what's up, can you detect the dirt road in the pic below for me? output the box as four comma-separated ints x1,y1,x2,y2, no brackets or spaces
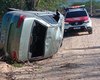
0,17,100,80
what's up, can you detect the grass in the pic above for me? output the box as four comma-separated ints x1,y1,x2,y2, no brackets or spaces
11,62,23,67
3,56,24,67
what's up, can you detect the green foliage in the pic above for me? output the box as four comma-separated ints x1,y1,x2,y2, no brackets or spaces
0,0,68,16
12,62,23,67
0,0,22,16
4,56,24,67
70,0,100,15
71,2,84,6
71,0,100,9
37,0,67,11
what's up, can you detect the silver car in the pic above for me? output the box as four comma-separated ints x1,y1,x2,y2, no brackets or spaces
0,10,64,62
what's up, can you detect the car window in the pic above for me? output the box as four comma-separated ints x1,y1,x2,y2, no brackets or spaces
66,11,87,18
40,15,57,24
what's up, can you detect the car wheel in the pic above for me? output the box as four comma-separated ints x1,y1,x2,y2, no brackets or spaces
60,38,63,47
87,27,92,34
88,31,92,34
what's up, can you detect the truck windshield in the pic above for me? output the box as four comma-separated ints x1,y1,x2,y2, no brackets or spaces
66,11,87,18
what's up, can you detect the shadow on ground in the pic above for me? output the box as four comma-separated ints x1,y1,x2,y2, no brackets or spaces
63,31,89,38
91,16,100,19
66,46,100,50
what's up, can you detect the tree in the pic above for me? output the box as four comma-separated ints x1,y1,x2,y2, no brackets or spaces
37,0,67,11
0,0,67,16
0,0,22,16
25,0,40,10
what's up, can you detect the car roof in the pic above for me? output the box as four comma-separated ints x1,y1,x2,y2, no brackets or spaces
25,11,55,16
5,10,61,24
7,11,36,17
7,10,56,19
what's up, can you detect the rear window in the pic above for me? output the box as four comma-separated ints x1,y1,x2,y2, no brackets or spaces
66,11,87,18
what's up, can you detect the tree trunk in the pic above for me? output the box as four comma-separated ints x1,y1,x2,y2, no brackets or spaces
25,0,39,10
34,0,40,10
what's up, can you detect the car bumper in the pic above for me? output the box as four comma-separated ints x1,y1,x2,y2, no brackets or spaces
64,23,92,32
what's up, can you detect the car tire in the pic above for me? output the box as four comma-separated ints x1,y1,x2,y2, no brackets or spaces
87,27,92,34
0,48,5,60
88,31,92,34
60,41,63,47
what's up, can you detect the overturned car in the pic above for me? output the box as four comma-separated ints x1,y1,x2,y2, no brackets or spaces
0,10,64,62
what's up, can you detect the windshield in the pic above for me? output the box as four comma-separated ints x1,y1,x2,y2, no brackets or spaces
66,11,87,18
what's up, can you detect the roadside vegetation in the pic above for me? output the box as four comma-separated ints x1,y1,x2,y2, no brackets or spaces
71,0,100,16
71,0,100,9
0,0,100,18
0,0,67,17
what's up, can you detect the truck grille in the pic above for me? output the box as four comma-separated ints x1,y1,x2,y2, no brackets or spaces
70,21,84,26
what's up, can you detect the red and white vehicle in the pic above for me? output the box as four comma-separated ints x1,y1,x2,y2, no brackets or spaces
64,5,92,34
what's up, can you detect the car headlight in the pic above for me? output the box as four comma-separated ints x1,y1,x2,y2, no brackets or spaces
84,20,89,23
64,22,69,26
65,22,69,24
